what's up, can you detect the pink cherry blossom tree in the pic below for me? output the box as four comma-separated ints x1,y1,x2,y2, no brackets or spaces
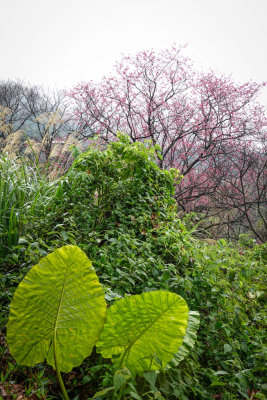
69,46,267,241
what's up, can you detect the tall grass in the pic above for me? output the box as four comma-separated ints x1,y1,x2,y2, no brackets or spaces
0,154,57,258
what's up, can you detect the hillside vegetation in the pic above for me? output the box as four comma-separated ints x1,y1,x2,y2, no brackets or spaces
0,134,266,400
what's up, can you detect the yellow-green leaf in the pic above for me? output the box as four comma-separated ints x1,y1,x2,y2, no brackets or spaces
96,290,188,374
7,245,106,372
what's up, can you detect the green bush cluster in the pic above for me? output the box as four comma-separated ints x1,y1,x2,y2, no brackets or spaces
0,134,266,399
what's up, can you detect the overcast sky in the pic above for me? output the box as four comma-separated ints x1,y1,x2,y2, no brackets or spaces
1,0,267,108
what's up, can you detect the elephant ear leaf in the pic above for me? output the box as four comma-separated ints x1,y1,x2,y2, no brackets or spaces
96,290,189,374
7,245,106,373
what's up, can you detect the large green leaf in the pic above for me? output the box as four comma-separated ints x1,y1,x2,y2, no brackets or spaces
7,245,106,372
96,290,189,374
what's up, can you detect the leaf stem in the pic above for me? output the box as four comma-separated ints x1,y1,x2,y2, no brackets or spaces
119,348,129,369
56,367,69,400
54,332,70,400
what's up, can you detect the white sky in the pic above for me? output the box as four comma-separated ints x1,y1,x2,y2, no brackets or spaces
1,0,267,108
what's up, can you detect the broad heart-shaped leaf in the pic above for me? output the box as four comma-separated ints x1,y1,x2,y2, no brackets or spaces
7,245,106,373
168,310,200,368
96,291,189,374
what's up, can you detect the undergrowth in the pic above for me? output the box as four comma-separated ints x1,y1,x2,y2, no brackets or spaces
0,134,266,399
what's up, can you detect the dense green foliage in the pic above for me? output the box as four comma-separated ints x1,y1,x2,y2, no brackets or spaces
7,244,192,400
0,134,266,399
